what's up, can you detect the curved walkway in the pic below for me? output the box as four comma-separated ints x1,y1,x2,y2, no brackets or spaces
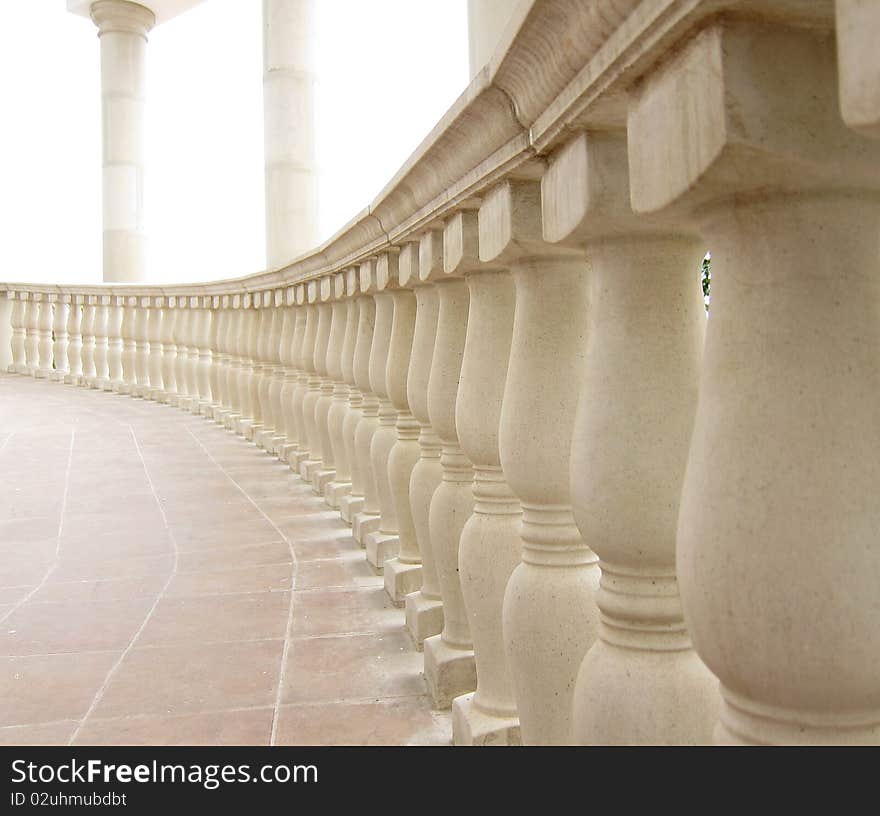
0,374,449,746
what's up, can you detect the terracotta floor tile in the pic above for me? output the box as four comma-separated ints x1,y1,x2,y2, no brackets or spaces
29,574,169,604
275,698,450,746
0,598,154,656
0,720,77,746
91,640,283,718
291,586,401,637
165,563,293,598
294,556,382,591
291,534,360,561
51,552,174,582
282,630,425,704
0,651,120,726
138,591,290,646
176,540,291,573
74,708,274,746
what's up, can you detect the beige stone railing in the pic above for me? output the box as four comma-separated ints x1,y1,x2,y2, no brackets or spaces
3,0,880,745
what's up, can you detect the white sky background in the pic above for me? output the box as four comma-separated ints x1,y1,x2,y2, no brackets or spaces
0,0,469,284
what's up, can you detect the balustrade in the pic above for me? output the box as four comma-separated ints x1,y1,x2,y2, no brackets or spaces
4,0,877,747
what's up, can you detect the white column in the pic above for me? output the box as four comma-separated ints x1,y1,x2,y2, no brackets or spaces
89,0,155,282
262,0,318,269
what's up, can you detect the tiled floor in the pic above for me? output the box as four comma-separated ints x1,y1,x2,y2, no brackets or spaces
0,373,450,746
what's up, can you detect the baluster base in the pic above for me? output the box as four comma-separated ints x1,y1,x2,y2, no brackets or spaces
424,635,476,710
35,367,53,380
279,443,297,463
311,467,335,495
323,480,351,509
352,512,380,546
242,420,262,440
254,428,273,449
452,693,521,746
365,532,399,572
299,458,322,482
339,494,363,524
383,559,421,606
267,433,286,455
290,449,311,470
405,591,443,649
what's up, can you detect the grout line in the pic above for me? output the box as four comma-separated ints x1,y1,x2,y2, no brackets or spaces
67,425,180,746
185,425,298,747
0,428,75,626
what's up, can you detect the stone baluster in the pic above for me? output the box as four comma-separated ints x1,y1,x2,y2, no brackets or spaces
281,291,308,466
402,247,444,646
250,295,270,442
172,300,189,408
421,227,476,709
206,297,225,418
160,299,178,404
539,131,717,745
836,0,880,139
65,297,84,385
23,295,39,376
446,210,521,745
381,245,419,599
256,293,279,449
132,297,149,398
221,295,244,428
266,292,288,454
324,271,358,508
119,297,137,393
195,298,213,414
274,294,296,460
349,263,384,541
236,297,257,434
339,274,376,525
364,253,408,570
185,297,202,412
312,276,347,493
629,17,880,745
35,296,54,379
51,296,70,382
9,295,26,374
487,179,597,745
290,287,318,470
80,297,97,386
106,296,124,391
146,297,164,400
350,262,384,544
300,285,330,481
91,296,110,389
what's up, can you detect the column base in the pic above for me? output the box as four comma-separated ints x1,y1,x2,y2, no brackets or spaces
452,693,521,746
299,458,322,482
424,635,476,710
383,559,421,606
311,468,336,496
352,512,380,546
339,494,364,524
324,480,351,509
405,592,444,651
365,532,399,572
